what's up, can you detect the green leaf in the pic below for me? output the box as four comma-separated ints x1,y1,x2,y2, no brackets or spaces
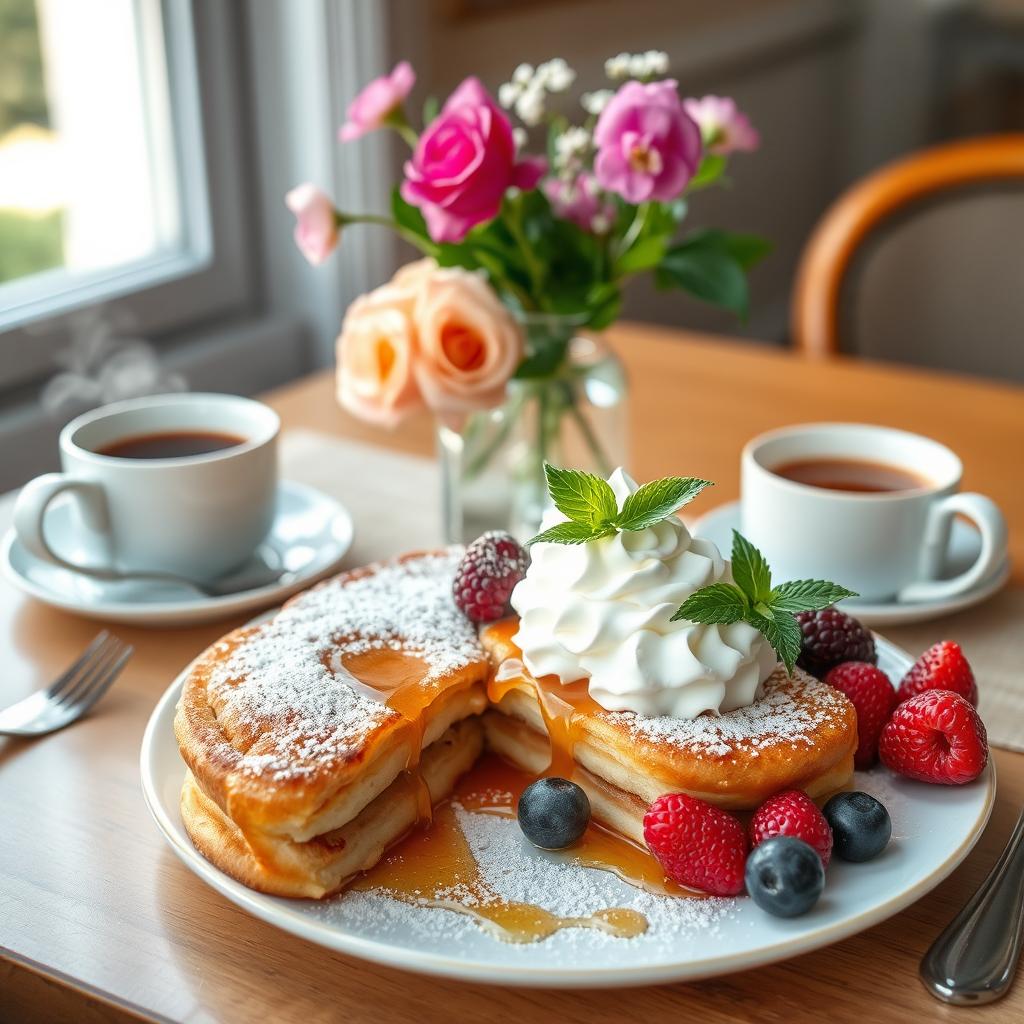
513,339,570,380
527,522,614,547
770,579,859,613
656,234,749,319
686,154,727,192
616,476,712,532
671,583,748,624
730,530,772,603
543,464,618,527
614,232,670,276
687,229,772,270
583,283,622,330
422,95,440,124
391,188,431,240
750,608,803,675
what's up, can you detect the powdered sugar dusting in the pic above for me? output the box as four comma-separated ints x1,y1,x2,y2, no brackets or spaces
604,667,849,757
206,551,483,783
320,802,734,955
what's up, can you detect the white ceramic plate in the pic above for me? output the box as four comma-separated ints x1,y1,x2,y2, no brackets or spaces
141,635,994,987
692,500,1010,627
2,481,354,627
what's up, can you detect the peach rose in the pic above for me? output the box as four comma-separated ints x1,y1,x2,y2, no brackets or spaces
411,268,523,415
335,284,424,427
390,257,437,292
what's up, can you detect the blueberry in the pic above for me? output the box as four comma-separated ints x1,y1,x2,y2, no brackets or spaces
745,836,825,918
823,791,891,863
517,777,591,850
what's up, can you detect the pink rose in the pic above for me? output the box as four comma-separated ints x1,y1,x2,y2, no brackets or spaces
339,61,415,142
335,283,423,427
411,266,522,414
285,184,340,265
401,77,546,243
593,80,701,203
683,95,759,155
544,173,614,233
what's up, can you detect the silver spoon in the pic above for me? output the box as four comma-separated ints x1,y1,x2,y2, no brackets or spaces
41,544,290,598
920,807,1024,1004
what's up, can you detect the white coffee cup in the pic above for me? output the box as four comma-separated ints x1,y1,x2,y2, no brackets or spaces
13,393,279,583
741,423,1008,603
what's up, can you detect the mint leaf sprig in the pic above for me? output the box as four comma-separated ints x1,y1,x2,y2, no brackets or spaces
672,529,857,675
528,465,712,547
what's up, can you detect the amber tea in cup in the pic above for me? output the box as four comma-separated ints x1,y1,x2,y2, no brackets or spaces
771,457,930,494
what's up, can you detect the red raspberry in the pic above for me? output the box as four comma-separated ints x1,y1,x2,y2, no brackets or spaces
643,793,747,896
879,690,988,785
897,641,978,707
796,608,876,678
452,531,527,623
824,662,898,770
749,789,833,867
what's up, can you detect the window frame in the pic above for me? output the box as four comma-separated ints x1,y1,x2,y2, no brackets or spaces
0,0,255,389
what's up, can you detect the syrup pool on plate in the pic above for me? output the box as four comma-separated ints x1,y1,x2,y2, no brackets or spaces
351,755,707,943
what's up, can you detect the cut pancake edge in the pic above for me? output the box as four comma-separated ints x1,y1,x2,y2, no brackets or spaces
180,716,485,899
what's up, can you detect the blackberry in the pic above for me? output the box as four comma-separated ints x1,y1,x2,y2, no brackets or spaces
795,607,876,678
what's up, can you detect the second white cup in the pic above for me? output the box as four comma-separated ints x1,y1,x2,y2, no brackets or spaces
740,423,1007,603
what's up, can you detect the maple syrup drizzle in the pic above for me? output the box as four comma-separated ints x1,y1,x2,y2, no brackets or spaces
486,618,608,780
336,648,443,826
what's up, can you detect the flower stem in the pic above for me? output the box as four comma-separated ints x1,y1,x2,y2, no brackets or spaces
505,195,546,303
567,400,614,476
383,108,419,149
341,212,436,256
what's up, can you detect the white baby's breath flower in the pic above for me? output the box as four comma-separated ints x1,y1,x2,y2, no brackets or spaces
554,126,590,160
628,53,650,79
498,81,521,109
605,52,631,80
538,57,576,93
644,50,670,75
512,126,528,151
512,62,534,87
581,89,613,115
515,84,546,126
590,212,612,234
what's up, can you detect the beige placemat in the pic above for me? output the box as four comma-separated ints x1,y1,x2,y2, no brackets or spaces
279,429,443,565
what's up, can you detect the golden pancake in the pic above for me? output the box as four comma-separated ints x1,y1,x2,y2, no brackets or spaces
181,718,483,898
175,551,489,844
480,617,856,811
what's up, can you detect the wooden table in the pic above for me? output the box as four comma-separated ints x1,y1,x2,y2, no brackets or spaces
3,324,1023,1024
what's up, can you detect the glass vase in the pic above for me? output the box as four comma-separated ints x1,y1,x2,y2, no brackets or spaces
438,315,628,544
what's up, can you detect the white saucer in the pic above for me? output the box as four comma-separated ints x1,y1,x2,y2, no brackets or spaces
691,500,1010,627
1,481,354,627
141,636,994,986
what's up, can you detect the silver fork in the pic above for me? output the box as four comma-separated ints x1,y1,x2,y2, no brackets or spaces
0,631,132,737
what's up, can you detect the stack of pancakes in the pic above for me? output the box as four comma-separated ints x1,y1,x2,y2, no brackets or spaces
175,550,856,898
175,552,489,898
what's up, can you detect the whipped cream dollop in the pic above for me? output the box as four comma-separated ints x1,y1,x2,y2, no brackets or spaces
510,469,778,719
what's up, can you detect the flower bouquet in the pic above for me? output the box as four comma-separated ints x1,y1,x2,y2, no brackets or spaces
287,52,766,541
